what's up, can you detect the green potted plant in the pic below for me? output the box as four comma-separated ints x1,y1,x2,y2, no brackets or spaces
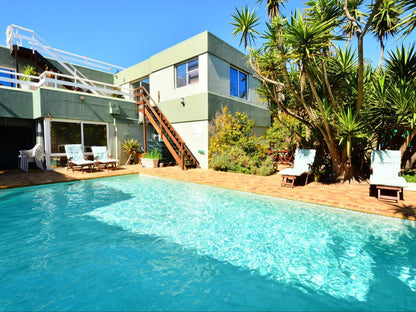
20,65,37,90
141,148,161,168
122,138,141,165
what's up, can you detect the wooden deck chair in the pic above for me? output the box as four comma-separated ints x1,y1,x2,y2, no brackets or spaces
370,150,407,203
279,149,316,188
64,144,95,173
91,146,118,171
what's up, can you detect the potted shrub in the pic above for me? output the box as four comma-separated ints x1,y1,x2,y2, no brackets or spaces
20,65,37,90
141,148,161,168
122,138,141,165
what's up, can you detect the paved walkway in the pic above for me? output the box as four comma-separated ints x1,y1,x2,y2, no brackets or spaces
1,165,415,221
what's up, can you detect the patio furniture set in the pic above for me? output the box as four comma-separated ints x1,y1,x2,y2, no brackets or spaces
18,144,118,174
278,148,407,204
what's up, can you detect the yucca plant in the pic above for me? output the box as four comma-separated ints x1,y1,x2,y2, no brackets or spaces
122,138,140,153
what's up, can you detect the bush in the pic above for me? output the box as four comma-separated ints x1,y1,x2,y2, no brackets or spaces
209,107,275,176
403,170,416,183
143,148,161,159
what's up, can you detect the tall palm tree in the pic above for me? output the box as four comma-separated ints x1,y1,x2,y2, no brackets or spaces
369,0,403,69
231,6,260,49
342,0,367,46
256,0,287,19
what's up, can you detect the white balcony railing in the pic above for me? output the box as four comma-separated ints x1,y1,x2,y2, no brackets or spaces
6,25,125,74
0,68,134,100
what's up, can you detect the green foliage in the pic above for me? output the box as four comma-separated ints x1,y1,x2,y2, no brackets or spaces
403,170,416,183
231,6,260,48
143,149,161,159
231,0,416,174
265,115,303,150
210,146,275,176
209,107,274,176
21,65,36,82
122,138,140,153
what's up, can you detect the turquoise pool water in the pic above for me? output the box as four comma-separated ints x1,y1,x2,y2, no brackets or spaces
0,174,415,311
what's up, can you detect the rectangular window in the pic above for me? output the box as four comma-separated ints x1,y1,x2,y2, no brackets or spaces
230,67,248,99
176,58,199,88
50,122,81,153
83,124,107,152
49,121,108,167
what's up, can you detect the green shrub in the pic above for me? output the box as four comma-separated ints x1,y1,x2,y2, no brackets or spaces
254,157,275,176
210,154,231,171
143,148,161,159
403,170,416,183
209,107,276,176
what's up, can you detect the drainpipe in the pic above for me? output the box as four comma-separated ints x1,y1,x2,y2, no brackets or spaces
114,117,118,161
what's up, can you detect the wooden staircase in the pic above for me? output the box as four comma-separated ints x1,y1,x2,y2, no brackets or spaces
135,87,199,170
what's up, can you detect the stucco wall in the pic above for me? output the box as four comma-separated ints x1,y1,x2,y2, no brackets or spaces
32,87,136,122
150,54,208,102
0,86,33,118
171,120,209,169
207,53,261,105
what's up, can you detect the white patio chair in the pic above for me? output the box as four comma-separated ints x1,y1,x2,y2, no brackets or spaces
64,144,95,173
278,148,316,187
18,144,45,173
370,150,407,203
91,146,118,170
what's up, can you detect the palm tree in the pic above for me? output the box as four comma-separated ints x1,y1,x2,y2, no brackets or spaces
342,0,367,47
366,46,416,168
369,0,403,69
256,0,287,19
398,0,416,36
231,6,260,49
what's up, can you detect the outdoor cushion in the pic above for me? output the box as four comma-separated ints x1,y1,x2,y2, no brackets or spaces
91,146,118,164
279,149,316,177
64,144,94,165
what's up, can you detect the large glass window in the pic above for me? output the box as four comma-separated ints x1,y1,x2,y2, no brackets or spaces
83,124,107,152
49,121,108,168
230,67,247,99
176,58,199,88
50,122,81,153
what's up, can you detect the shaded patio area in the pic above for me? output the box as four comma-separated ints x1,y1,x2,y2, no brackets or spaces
0,165,415,221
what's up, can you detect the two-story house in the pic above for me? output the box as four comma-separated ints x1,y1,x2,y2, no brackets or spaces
0,25,270,170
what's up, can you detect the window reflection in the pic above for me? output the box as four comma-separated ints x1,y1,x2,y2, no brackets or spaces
230,67,247,99
176,59,199,88
50,122,81,153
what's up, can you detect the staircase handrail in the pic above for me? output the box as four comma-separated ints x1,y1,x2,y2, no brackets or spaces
137,87,185,147
6,25,124,73
136,87,199,168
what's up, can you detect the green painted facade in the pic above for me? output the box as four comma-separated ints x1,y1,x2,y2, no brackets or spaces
0,30,270,169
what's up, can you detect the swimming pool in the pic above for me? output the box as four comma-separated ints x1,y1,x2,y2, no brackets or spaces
0,174,415,311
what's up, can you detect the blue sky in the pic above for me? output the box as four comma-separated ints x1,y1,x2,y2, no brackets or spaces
0,0,414,70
